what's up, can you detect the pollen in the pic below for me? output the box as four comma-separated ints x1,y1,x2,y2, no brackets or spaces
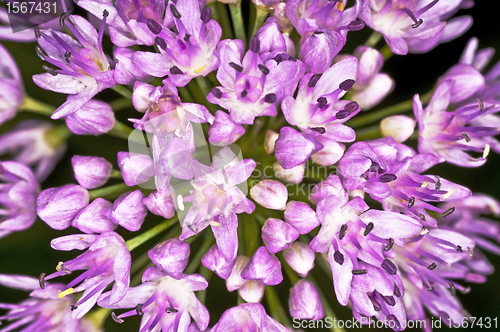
209,221,222,228
441,188,455,201
421,180,430,188
58,287,75,299
194,65,207,73
56,261,64,271
177,194,185,211
483,143,490,158
337,1,344,11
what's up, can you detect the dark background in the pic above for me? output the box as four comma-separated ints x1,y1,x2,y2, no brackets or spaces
1,0,499,331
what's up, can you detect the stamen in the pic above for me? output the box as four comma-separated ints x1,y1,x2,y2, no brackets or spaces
201,6,212,24
419,213,426,222
420,227,429,235
209,221,222,228
456,245,462,252
59,11,71,26
136,304,143,316
381,258,397,275
34,24,41,39
71,304,78,311
111,312,124,323
211,87,223,98
439,310,450,320
339,79,355,91
363,222,374,236
35,46,47,61
155,36,167,50
311,127,326,134
308,74,321,88
258,64,269,75
461,132,471,142
421,180,430,188
39,273,46,289
229,62,243,72
264,93,277,103
339,224,347,240
412,18,423,28
56,261,64,271
408,196,415,208
348,20,365,31
434,176,441,191
483,144,490,158
333,250,344,265
65,51,71,64
449,282,456,296
170,66,183,75
194,65,206,73
170,5,182,18
317,97,328,109
441,207,455,218
249,36,260,53
441,188,455,200
427,282,434,291
335,110,351,120
427,262,437,270
380,173,397,183
462,286,471,294
183,33,191,42
177,194,184,211
345,101,359,113
42,65,58,76
468,247,473,257
147,19,162,35
58,287,75,299
103,9,109,18
478,98,484,111
166,307,178,314
241,89,248,98
394,285,401,297
382,295,396,306
352,269,368,275
384,238,394,251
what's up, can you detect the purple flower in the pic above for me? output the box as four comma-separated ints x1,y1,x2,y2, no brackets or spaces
261,218,300,253
207,38,305,124
131,0,222,86
351,46,394,110
208,110,246,146
279,56,359,168
108,190,148,232
72,155,112,189
299,29,345,74
211,302,289,332
289,279,324,320
338,137,471,226
250,179,288,210
117,151,154,187
283,241,316,277
0,274,98,331
359,0,473,55
0,161,39,239
284,201,319,234
65,99,116,135
0,119,66,181
148,238,190,280
44,231,131,318
274,126,324,169
143,188,176,219
37,184,89,230
113,47,151,85
241,246,283,286
414,80,500,167
98,267,209,332
0,42,23,125
72,198,116,234
202,244,237,280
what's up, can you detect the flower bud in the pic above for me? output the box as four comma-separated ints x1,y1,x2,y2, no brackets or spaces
65,100,115,135
262,218,299,253
275,127,322,169
283,242,315,277
289,279,324,319
37,184,89,230
72,155,112,189
71,198,115,234
250,180,288,210
209,110,245,146
284,201,319,234
380,115,416,143
109,190,147,231
117,152,154,186
143,189,176,219
202,244,236,280
241,246,283,286
226,256,251,292
149,238,190,279
299,30,344,74
238,280,264,303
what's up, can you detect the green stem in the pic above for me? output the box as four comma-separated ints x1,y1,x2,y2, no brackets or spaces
107,121,144,144
111,84,133,99
110,169,122,178
250,5,269,39
198,267,212,305
185,233,215,274
381,44,394,61
365,31,382,48
265,286,291,327
354,124,382,141
347,89,433,128
229,1,247,45
178,86,196,103
19,95,56,117
214,2,234,40
109,97,132,112
88,182,132,200
45,124,73,149
86,307,111,330
126,217,179,251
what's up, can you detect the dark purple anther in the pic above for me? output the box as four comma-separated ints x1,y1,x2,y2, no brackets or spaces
427,281,434,291
65,51,71,63
229,62,243,72
166,307,178,314
384,238,394,251
147,19,162,35
308,74,321,87
111,312,124,323
313,31,323,34
184,34,191,42
264,93,277,103
333,250,344,265
352,269,368,275
370,297,381,311
339,224,347,240
170,66,183,75
42,65,58,76
339,79,355,91
34,24,41,39
393,285,401,297
35,46,47,61
441,207,455,218
348,20,365,31
241,89,248,98
381,259,397,275
155,36,167,50
461,132,471,142
363,222,374,236
274,54,284,64
439,311,450,321
103,9,109,18
39,273,46,289
456,245,462,252
59,11,70,26
136,304,143,316
412,19,423,28
211,87,223,98
311,127,326,134
258,64,269,75
382,295,396,306
317,97,327,109
335,110,350,120
249,36,260,53
380,173,397,183
344,101,359,113
408,196,415,208
427,262,437,270
449,282,456,296
419,213,426,221
201,6,212,23
170,5,182,18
